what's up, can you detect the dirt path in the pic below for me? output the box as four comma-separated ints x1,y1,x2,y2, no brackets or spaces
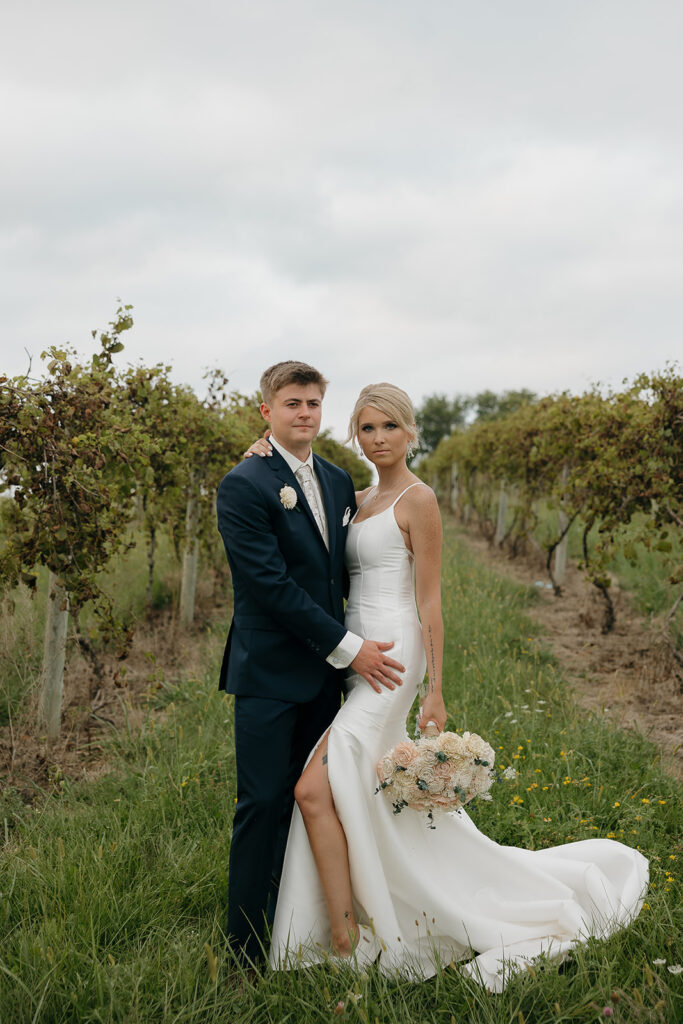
453,520,682,778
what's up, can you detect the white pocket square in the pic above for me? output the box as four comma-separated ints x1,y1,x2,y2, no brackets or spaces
342,507,352,527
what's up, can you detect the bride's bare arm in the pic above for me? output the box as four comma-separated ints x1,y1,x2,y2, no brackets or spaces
402,487,447,732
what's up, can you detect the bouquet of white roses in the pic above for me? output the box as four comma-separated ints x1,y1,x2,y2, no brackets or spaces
376,724,503,825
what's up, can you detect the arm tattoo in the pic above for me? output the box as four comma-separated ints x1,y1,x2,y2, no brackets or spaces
322,753,328,765
427,624,437,693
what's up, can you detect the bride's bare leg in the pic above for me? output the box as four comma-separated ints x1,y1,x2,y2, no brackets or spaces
294,730,358,955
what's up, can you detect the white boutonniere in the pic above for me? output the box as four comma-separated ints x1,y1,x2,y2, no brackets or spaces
342,507,352,527
280,485,298,510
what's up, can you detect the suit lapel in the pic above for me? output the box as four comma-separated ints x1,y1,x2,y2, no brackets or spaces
265,449,329,554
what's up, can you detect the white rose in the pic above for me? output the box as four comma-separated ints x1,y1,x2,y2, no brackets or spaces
279,485,298,510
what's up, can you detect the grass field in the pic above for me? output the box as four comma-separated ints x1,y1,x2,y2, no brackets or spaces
1,523,681,1023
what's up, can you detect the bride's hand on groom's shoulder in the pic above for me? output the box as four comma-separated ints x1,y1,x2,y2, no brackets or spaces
244,430,273,458
351,640,405,693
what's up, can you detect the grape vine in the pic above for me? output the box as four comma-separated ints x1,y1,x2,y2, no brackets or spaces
420,369,682,637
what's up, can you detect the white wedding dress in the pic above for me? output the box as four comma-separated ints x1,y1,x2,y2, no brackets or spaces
269,485,648,991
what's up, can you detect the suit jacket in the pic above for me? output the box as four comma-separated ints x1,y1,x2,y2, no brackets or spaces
216,447,357,703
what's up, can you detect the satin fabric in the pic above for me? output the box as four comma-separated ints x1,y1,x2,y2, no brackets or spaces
269,485,648,991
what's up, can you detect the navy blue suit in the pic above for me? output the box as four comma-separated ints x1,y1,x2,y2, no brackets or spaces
217,447,356,961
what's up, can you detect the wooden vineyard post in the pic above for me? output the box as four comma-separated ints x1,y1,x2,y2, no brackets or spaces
179,489,199,628
463,469,475,525
450,463,459,514
495,479,507,546
41,572,69,741
554,463,570,586
146,524,156,613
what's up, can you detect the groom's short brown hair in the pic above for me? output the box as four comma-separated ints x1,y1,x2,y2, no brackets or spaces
260,361,329,403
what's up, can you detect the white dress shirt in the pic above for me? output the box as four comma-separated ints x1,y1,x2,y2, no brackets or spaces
269,435,363,669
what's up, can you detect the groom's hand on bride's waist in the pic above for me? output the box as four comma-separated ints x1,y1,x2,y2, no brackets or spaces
350,641,405,693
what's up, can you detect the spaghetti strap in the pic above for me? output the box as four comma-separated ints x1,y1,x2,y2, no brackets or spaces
390,482,425,508
351,482,426,527
357,487,378,512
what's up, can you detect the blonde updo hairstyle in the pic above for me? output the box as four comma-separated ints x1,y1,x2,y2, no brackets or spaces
346,383,419,457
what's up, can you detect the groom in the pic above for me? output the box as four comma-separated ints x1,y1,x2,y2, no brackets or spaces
217,360,404,964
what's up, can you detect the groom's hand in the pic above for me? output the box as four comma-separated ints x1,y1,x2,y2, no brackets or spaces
351,641,405,693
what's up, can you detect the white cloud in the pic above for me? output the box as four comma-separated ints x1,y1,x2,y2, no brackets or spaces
1,1,681,437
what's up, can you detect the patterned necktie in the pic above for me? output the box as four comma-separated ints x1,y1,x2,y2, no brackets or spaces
296,464,328,548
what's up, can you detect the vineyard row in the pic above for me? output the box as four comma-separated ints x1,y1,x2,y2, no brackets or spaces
419,369,682,636
0,307,369,739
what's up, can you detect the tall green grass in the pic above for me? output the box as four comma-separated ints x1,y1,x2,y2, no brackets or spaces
1,524,680,1023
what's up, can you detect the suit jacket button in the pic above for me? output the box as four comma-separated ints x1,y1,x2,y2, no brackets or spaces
330,577,335,585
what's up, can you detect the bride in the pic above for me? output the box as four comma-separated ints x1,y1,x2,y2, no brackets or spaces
252,383,648,991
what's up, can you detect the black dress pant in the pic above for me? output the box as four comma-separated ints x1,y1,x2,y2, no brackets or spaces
226,683,340,963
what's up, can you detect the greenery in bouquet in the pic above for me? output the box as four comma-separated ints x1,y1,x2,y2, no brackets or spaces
376,729,516,827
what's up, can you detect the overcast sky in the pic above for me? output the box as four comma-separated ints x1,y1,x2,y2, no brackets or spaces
2,0,681,438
